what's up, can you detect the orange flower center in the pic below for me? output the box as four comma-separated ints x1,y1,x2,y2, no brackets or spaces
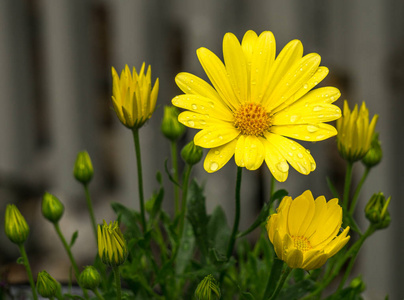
292,236,312,252
233,103,271,136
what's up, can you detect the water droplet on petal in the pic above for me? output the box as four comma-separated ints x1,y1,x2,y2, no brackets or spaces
303,84,308,89
316,135,325,140
276,161,289,173
190,79,194,83
201,105,205,110
307,125,318,133
188,121,195,127
313,106,323,112
218,136,223,140
214,151,220,155
210,162,219,171
191,104,197,110
288,152,293,157
290,115,298,122
306,149,311,154
310,162,316,171
297,153,303,158
297,162,307,174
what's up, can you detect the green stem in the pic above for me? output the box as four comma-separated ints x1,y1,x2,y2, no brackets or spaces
226,167,243,259
54,223,89,298
18,244,38,300
342,161,354,212
262,259,284,300
303,225,375,299
84,184,97,241
132,129,147,232
94,287,105,300
349,167,370,215
337,225,375,290
113,266,122,300
268,266,292,300
178,164,192,244
171,141,180,215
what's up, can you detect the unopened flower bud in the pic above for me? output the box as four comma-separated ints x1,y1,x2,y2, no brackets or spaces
36,270,60,298
4,204,29,245
365,192,391,229
79,266,101,290
362,132,382,168
194,274,221,300
42,192,64,223
161,106,185,141
350,276,366,293
181,141,203,166
73,151,94,185
98,220,127,266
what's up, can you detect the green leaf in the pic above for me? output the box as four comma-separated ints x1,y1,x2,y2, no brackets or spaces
111,202,142,238
186,180,209,257
207,205,231,256
69,230,79,248
241,292,256,300
278,279,316,300
164,159,181,188
175,220,195,274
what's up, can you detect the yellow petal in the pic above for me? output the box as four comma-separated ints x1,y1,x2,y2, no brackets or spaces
241,30,258,65
264,133,313,175
324,227,350,257
266,214,279,243
197,47,239,111
172,94,234,122
250,31,276,104
302,249,323,269
203,139,237,173
303,253,328,270
271,123,338,142
310,200,342,247
305,196,327,239
194,124,240,148
273,229,284,260
264,53,321,110
261,137,289,182
175,72,222,104
223,33,248,104
178,111,220,129
287,190,315,236
285,248,304,269
234,135,265,170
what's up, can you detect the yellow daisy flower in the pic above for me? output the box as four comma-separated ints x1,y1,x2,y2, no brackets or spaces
172,30,341,181
266,190,350,270
111,64,159,129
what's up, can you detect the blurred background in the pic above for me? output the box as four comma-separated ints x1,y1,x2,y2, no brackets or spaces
0,0,403,299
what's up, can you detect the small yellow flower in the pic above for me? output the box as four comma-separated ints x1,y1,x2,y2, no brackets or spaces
336,100,378,162
172,30,341,181
98,220,127,267
266,191,350,270
111,64,159,129
4,204,30,245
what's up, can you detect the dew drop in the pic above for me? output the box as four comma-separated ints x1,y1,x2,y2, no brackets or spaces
330,96,335,101
190,79,194,83
297,153,303,158
313,106,323,112
214,151,220,155
307,125,318,133
288,152,293,157
191,104,197,110
316,135,325,140
310,162,316,171
303,84,308,89
300,68,303,71
297,162,307,174
218,136,223,140
187,87,192,91
276,161,289,173
210,162,219,171
314,81,318,85
290,115,298,122
200,105,205,110
306,149,311,154
188,121,195,127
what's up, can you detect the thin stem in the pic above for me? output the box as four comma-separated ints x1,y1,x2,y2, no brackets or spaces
171,141,180,215
349,167,370,215
113,266,122,300
226,167,243,259
268,266,292,300
178,164,192,244
337,226,375,290
18,244,38,300
262,259,284,300
54,223,89,298
342,161,354,212
94,288,105,300
132,129,147,231
84,184,97,241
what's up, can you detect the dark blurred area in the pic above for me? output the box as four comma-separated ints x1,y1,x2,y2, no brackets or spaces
1,0,403,299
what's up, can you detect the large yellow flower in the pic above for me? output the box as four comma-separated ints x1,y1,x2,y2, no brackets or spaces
111,64,159,129
266,191,350,270
172,30,341,181
336,100,378,162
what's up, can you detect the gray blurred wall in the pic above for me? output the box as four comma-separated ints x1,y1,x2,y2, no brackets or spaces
0,0,403,299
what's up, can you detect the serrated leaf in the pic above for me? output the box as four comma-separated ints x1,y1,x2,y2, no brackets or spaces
207,205,231,255
69,230,79,248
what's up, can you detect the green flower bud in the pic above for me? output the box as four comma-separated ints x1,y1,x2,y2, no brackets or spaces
98,220,127,267
4,204,29,245
365,192,391,229
73,151,94,185
181,141,203,166
362,132,382,169
36,270,60,298
161,106,185,141
79,266,101,290
42,192,64,223
349,276,366,293
194,274,221,300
